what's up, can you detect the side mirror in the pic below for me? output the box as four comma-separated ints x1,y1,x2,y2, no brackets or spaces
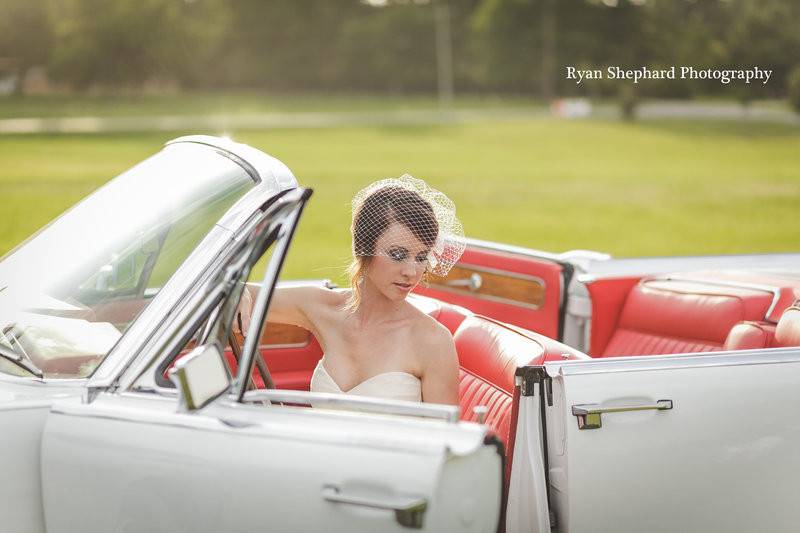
168,343,230,411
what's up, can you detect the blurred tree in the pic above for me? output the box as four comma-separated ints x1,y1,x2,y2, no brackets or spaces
48,0,229,89
469,0,540,93
0,0,54,95
338,2,438,93
722,0,800,102
212,0,362,90
2,0,795,101
787,65,800,113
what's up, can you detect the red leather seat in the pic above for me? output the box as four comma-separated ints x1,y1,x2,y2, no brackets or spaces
602,278,774,356
453,315,588,447
724,300,800,349
454,316,538,448
453,314,589,501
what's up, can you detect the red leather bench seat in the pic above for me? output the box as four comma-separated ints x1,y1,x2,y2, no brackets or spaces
602,278,774,357
454,315,589,447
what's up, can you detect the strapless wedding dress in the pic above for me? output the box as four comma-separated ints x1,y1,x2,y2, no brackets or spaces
310,358,422,402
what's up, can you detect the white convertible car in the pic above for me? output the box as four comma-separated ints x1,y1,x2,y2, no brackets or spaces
1,136,798,533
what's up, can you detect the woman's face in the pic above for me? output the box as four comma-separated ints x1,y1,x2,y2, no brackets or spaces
365,221,432,301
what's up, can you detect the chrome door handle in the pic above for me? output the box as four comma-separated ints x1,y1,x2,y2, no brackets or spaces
444,273,482,292
321,484,428,529
572,399,673,430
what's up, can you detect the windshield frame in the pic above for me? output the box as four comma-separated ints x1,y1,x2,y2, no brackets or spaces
112,187,310,395
0,137,298,385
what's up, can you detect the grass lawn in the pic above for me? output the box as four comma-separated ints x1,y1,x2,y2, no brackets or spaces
1,114,798,285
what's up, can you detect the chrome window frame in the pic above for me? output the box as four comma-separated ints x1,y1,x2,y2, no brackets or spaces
87,138,298,391
118,189,307,396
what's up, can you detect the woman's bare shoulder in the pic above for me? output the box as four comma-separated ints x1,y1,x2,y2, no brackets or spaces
407,303,452,335
408,305,457,358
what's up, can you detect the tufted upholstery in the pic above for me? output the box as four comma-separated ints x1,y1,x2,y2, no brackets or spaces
602,279,774,357
453,315,589,446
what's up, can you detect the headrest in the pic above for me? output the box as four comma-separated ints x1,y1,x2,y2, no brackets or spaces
453,315,544,394
775,301,800,347
619,279,774,343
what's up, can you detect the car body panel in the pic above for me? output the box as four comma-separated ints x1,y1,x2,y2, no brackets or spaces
543,348,800,532
41,393,501,533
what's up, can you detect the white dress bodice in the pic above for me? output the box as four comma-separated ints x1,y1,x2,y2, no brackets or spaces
310,357,422,403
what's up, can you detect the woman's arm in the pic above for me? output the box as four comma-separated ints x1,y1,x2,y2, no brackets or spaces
420,326,460,406
236,284,332,336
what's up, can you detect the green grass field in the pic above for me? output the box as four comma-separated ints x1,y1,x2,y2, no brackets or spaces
1,99,798,284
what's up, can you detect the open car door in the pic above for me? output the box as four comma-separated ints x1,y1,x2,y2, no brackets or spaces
515,348,800,532
40,187,503,533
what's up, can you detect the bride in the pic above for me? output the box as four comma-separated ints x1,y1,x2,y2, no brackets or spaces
240,175,465,405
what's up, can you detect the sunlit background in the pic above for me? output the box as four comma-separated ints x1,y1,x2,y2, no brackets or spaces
1,0,798,283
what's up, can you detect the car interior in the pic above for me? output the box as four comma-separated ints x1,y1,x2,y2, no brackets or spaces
224,268,800,494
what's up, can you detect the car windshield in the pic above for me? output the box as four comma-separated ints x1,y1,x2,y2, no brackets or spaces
0,142,255,379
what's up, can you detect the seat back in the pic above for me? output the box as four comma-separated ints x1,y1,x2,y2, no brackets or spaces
453,315,588,447
453,314,589,502
454,316,543,451
603,278,774,356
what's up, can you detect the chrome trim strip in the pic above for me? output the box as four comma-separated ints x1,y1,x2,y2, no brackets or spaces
545,346,800,377
577,253,800,282
48,395,482,457
0,399,63,411
171,139,260,183
242,389,460,423
258,341,311,350
321,484,427,529
572,399,673,416
0,374,86,386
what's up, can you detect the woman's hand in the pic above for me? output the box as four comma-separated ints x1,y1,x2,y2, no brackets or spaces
232,284,254,338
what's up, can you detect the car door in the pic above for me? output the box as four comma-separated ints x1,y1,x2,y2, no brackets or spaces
39,188,503,533
528,349,800,533
413,239,571,340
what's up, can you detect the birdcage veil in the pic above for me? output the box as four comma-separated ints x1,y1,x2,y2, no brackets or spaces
351,174,465,277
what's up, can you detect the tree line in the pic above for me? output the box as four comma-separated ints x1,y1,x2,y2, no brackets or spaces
1,0,799,101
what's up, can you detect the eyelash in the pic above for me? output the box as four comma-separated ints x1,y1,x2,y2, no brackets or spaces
388,249,428,263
